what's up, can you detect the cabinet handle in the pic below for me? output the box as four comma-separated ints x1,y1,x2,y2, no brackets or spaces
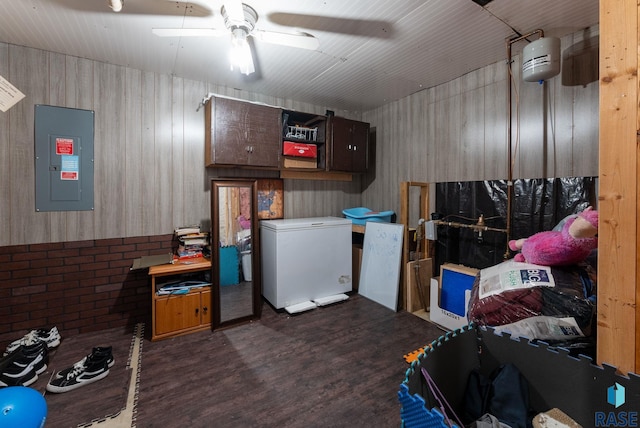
202,306,208,314
353,145,357,151
348,144,352,150
195,308,199,315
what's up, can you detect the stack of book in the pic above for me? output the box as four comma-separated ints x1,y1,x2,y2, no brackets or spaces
174,225,209,260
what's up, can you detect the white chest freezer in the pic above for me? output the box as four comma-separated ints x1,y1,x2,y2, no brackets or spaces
260,216,352,309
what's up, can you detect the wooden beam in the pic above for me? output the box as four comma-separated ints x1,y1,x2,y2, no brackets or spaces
399,181,431,312
400,182,410,310
420,185,430,258
636,2,640,376
598,0,638,375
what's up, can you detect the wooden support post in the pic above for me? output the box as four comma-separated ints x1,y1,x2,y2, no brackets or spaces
399,181,431,312
598,0,638,375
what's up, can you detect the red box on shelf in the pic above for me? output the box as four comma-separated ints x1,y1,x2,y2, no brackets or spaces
283,141,317,158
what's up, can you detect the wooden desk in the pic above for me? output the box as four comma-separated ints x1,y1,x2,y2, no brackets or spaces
352,224,366,234
149,258,212,341
148,257,211,277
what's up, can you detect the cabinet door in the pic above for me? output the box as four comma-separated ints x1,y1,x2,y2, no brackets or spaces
245,102,282,167
329,117,370,173
206,97,281,168
155,293,202,335
200,289,212,325
349,120,369,173
329,116,355,172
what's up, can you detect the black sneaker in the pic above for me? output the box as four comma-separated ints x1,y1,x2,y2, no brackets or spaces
55,346,115,379
0,363,38,387
0,341,48,387
47,350,111,393
10,341,49,375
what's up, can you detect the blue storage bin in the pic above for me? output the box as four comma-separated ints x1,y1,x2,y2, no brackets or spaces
342,207,394,225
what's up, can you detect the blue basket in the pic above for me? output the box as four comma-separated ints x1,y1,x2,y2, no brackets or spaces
342,207,394,225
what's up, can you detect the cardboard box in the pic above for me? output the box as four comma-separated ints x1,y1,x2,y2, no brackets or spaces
283,141,317,158
429,277,471,331
283,156,317,169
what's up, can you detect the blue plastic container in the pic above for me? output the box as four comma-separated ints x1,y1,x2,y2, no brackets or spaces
342,207,394,225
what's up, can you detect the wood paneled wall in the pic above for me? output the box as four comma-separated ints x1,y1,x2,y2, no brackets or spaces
1,25,600,248
361,27,600,218
0,43,362,246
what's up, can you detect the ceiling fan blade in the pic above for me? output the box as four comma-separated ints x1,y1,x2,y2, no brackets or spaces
252,30,319,51
152,28,228,37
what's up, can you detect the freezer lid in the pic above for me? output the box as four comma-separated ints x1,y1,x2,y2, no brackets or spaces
260,216,351,231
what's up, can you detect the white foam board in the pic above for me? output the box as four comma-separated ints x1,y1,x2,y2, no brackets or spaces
359,222,404,311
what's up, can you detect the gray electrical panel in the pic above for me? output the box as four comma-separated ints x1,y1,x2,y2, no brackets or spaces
35,105,94,212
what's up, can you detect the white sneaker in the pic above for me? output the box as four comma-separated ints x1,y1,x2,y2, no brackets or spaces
4,327,61,356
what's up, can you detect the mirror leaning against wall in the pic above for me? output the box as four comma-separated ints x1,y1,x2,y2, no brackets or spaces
211,178,262,329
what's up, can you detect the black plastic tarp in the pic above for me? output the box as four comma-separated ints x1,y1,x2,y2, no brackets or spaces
434,177,597,269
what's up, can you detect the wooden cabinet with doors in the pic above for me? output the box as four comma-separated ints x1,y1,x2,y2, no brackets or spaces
329,116,370,173
154,290,211,336
149,258,212,341
205,96,282,168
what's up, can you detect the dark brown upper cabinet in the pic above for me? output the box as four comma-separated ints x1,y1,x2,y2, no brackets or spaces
329,116,370,173
205,96,281,168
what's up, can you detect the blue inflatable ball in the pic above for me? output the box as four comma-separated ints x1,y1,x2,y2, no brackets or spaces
0,386,47,428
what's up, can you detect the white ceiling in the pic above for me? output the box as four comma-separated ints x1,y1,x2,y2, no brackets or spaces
0,0,599,112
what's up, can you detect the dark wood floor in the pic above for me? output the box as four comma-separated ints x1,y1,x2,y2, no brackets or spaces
136,293,446,427
26,293,447,427
28,325,136,427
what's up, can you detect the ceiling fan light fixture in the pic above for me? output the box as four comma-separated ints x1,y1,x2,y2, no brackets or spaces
222,3,258,31
108,0,123,12
229,29,255,75
152,2,316,75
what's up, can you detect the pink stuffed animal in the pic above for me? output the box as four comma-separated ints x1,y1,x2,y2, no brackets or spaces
237,215,251,230
508,206,598,266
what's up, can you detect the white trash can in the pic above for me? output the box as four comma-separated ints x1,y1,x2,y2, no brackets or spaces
241,250,252,281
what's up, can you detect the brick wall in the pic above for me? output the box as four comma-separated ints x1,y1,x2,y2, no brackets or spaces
0,234,174,350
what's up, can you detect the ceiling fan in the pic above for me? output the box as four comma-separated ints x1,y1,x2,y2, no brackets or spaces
152,1,319,75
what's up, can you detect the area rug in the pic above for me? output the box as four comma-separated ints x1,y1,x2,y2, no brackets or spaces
28,323,144,428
